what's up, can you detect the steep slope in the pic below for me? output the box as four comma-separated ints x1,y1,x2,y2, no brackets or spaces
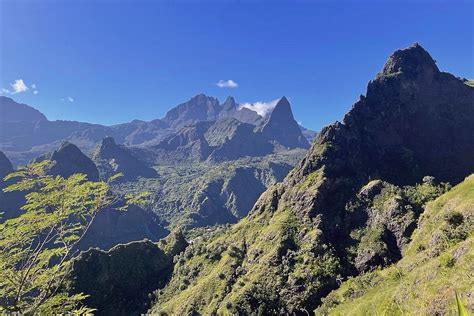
0,151,24,223
92,137,157,180
162,94,221,129
259,97,310,149
113,150,304,229
68,230,188,316
317,175,474,315
77,203,168,251
150,44,474,314
0,151,13,180
0,96,47,122
34,141,100,181
218,96,263,125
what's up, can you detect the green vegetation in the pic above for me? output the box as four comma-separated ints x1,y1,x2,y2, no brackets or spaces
0,162,141,314
113,149,305,228
316,175,474,315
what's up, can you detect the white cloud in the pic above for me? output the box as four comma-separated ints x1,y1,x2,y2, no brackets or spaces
11,79,29,94
238,98,281,117
1,88,10,95
61,96,75,103
31,83,36,89
33,90,39,95
217,79,238,88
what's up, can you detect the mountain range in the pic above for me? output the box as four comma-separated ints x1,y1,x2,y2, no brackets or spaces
0,93,313,166
1,43,473,315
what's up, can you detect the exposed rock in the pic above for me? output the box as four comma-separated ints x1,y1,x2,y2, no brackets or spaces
33,141,100,181
151,44,474,314
92,137,157,180
163,94,221,129
259,97,310,149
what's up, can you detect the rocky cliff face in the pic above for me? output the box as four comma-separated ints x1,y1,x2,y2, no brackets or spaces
163,94,221,129
259,96,310,149
150,44,474,314
92,137,157,180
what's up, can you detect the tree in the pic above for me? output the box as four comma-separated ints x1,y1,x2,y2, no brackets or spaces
0,161,141,314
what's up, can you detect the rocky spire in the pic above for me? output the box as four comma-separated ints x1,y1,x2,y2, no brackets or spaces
260,97,309,149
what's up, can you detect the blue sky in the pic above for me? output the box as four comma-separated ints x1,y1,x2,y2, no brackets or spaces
1,0,473,130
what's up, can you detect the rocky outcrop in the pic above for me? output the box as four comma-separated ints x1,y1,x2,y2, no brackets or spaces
259,97,310,149
92,137,157,180
163,94,221,129
33,142,100,181
68,230,188,316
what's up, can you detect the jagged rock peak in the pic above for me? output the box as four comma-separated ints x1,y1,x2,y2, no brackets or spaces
222,96,237,111
379,43,439,78
261,96,310,149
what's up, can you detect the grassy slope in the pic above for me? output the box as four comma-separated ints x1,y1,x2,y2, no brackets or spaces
317,175,474,315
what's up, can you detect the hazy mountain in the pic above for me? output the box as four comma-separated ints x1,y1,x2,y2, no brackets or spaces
162,94,221,129
34,141,100,181
0,96,47,122
92,137,158,181
0,94,315,166
0,151,13,180
149,44,474,314
258,96,310,149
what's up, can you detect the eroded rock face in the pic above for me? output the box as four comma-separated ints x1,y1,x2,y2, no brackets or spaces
93,137,157,180
259,96,310,149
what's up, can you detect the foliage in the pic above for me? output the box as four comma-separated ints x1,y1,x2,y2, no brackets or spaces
316,175,474,315
0,161,128,314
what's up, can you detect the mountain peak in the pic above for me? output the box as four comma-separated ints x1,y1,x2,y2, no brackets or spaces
0,96,47,123
268,96,294,122
35,142,100,181
379,43,439,79
261,97,309,149
222,96,236,111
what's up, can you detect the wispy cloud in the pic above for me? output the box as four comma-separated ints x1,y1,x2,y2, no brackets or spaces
61,96,75,103
11,79,29,94
1,88,11,95
217,79,238,88
238,98,281,117
33,90,39,95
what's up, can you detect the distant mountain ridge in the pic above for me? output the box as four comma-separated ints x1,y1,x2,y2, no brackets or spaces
0,94,315,166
